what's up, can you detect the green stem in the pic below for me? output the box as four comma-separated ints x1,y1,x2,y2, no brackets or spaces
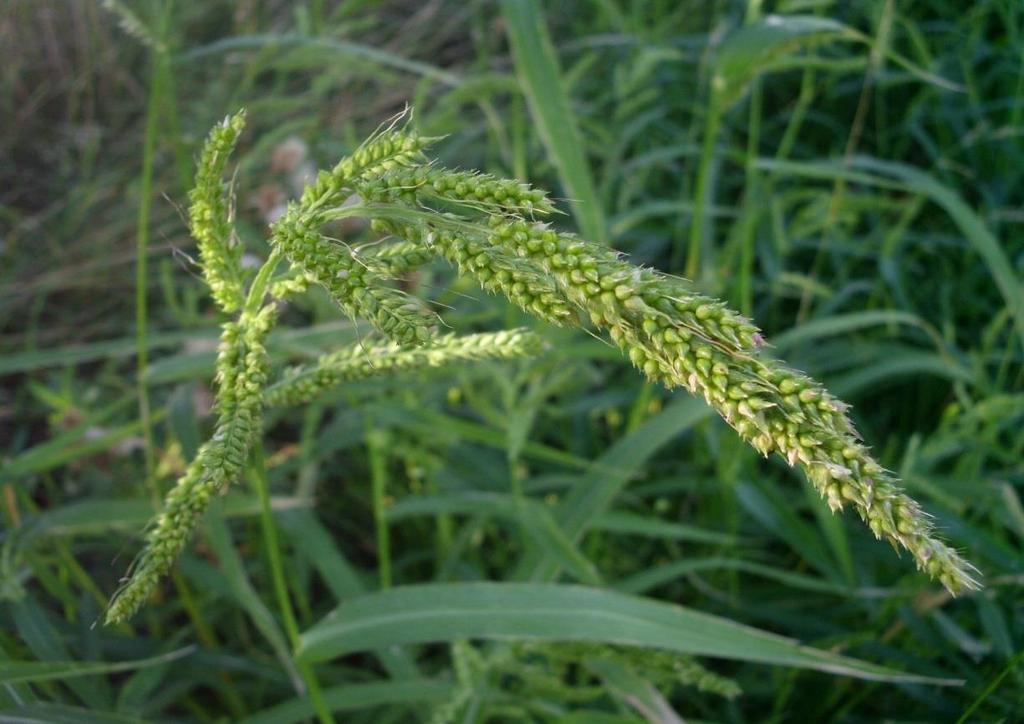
246,249,283,314
135,0,175,508
773,67,815,164
737,77,762,316
367,428,393,589
170,569,248,718
250,441,335,724
956,647,1024,724
682,89,722,279
157,57,191,195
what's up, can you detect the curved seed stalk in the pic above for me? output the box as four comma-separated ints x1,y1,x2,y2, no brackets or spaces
109,110,978,624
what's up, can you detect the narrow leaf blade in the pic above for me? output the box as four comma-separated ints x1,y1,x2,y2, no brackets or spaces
297,582,959,684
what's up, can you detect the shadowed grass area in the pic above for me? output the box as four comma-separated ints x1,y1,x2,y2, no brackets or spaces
1,1,1022,722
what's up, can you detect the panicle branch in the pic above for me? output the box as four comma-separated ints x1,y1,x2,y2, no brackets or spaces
264,329,543,407
188,110,248,312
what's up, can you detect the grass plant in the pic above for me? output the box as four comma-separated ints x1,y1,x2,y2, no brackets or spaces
2,2,1021,721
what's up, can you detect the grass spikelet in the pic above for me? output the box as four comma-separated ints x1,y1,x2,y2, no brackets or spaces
361,239,436,276
106,305,276,624
372,218,576,327
264,328,544,407
188,110,247,312
268,117,441,346
361,165,556,217
356,155,978,594
299,113,435,213
271,211,436,345
101,0,166,52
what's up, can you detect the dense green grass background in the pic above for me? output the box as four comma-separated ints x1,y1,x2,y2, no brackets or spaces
2,1,1022,721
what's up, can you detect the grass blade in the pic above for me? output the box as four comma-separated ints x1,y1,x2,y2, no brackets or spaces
529,396,712,582
296,582,960,684
758,156,1024,352
771,310,930,353
240,679,454,724
713,16,853,110
0,648,194,685
613,557,874,597
177,34,460,87
203,509,304,694
0,703,146,724
278,509,422,681
501,0,606,242
590,510,743,546
387,491,601,585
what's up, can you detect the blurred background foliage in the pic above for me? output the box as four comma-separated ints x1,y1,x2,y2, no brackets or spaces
1,0,1022,721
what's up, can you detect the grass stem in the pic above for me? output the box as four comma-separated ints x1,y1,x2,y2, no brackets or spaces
367,428,393,589
134,0,175,509
250,441,335,724
682,90,722,279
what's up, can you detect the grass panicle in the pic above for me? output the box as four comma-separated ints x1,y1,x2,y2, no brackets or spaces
356,130,978,595
106,114,548,623
437,216,979,595
109,108,979,625
360,165,557,217
270,116,440,346
271,212,437,346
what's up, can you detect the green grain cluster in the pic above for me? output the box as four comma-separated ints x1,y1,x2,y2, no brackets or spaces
357,133,979,594
108,109,978,625
270,121,440,346
472,218,978,593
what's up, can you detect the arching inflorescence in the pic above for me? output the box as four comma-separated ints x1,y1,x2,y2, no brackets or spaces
107,110,977,625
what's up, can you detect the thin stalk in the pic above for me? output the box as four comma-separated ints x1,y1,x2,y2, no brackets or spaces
171,569,248,718
799,0,892,323
246,249,283,314
681,89,722,279
736,76,762,316
774,67,816,164
157,55,191,195
134,0,175,508
956,648,1024,724
367,428,393,589
250,441,335,724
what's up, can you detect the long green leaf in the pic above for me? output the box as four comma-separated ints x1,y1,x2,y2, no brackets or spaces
386,491,601,584
758,156,1024,351
278,509,421,681
296,582,959,684
177,34,460,87
0,329,211,376
203,509,303,693
831,350,975,396
613,556,882,597
0,647,193,685
501,0,606,242
714,15,853,109
0,703,146,724
521,396,712,582
714,15,959,110
771,310,929,353
590,510,743,547
240,679,454,724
